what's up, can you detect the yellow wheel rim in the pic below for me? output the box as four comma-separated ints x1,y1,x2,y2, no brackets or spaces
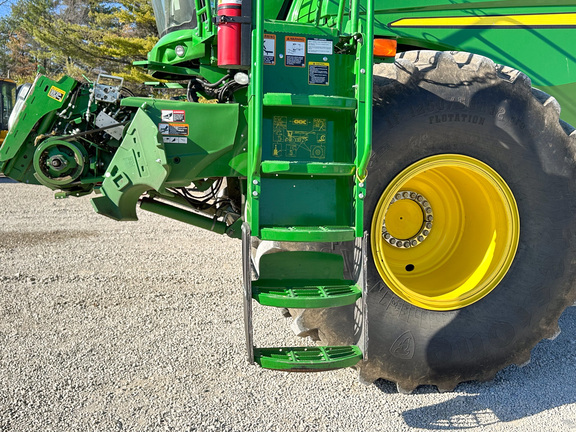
371,155,520,311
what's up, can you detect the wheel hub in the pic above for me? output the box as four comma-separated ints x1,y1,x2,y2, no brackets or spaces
382,191,433,248
371,155,520,311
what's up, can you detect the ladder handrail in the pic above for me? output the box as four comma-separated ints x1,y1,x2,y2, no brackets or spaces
357,0,374,179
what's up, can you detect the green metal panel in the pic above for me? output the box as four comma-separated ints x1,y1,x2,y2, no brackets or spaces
0,76,78,165
367,0,576,125
258,250,345,279
259,177,353,227
91,99,244,220
119,97,244,182
261,108,354,162
91,108,170,221
260,161,356,175
282,0,576,125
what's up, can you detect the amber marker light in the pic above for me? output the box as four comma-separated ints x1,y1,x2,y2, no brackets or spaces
374,38,397,57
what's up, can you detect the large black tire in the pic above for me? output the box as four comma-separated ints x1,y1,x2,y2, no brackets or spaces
292,51,576,392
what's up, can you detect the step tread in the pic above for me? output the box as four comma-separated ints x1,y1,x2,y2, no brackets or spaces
254,346,363,371
252,280,361,308
263,93,357,109
260,226,355,242
261,161,356,176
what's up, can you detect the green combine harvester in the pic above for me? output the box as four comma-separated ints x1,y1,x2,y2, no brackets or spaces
3,0,576,392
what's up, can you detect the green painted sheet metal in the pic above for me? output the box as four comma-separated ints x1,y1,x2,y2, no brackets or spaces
0,76,78,163
92,99,244,221
260,226,356,242
285,0,576,125
368,0,576,125
120,97,244,182
260,161,356,176
91,108,170,221
257,250,346,280
262,93,357,109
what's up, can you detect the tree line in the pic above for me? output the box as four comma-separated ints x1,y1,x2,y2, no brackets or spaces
0,0,158,88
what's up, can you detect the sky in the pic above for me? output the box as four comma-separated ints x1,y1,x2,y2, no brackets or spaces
0,0,16,19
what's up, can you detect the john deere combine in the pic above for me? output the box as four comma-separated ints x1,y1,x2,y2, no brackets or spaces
2,0,576,392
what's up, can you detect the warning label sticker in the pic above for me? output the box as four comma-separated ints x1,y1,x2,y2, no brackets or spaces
308,39,333,55
285,36,306,67
159,123,189,136
309,62,329,86
48,86,65,102
161,110,186,122
263,34,276,65
163,136,187,144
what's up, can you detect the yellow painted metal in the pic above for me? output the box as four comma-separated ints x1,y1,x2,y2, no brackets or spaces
385,199,424,240
390,13,576,28
371,155,520,311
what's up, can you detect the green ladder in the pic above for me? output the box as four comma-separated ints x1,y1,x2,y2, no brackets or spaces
243,0,374,371
243,224,369,370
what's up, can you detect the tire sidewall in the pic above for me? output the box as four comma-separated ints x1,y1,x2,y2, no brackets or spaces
364,72,576,385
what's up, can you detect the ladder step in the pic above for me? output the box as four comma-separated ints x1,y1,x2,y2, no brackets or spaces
254,346,363,371
261,161,356,176
252,281,361,308
260,226,355,242
263,93,357,110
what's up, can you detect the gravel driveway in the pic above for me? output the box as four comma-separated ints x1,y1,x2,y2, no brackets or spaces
1,180,575,431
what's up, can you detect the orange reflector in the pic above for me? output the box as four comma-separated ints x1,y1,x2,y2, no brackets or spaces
374,39,397,57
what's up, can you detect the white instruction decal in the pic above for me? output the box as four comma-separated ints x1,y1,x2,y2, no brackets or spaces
163,136,187,144
308,39,333,55
285,36,306,67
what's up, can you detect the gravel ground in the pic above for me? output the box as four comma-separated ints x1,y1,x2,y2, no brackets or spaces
1,179,576,432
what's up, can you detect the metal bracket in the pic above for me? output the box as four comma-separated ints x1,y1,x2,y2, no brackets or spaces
242,223,254,364
93,74,123,103
213,16,252,24
361,232,369,361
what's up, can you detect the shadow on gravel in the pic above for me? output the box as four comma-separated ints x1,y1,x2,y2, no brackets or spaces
0,176,17,183
401,307,576,429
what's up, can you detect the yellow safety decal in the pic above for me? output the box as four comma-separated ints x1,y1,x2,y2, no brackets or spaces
390,13,576,28
309,62,329,86
47,86,66,102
